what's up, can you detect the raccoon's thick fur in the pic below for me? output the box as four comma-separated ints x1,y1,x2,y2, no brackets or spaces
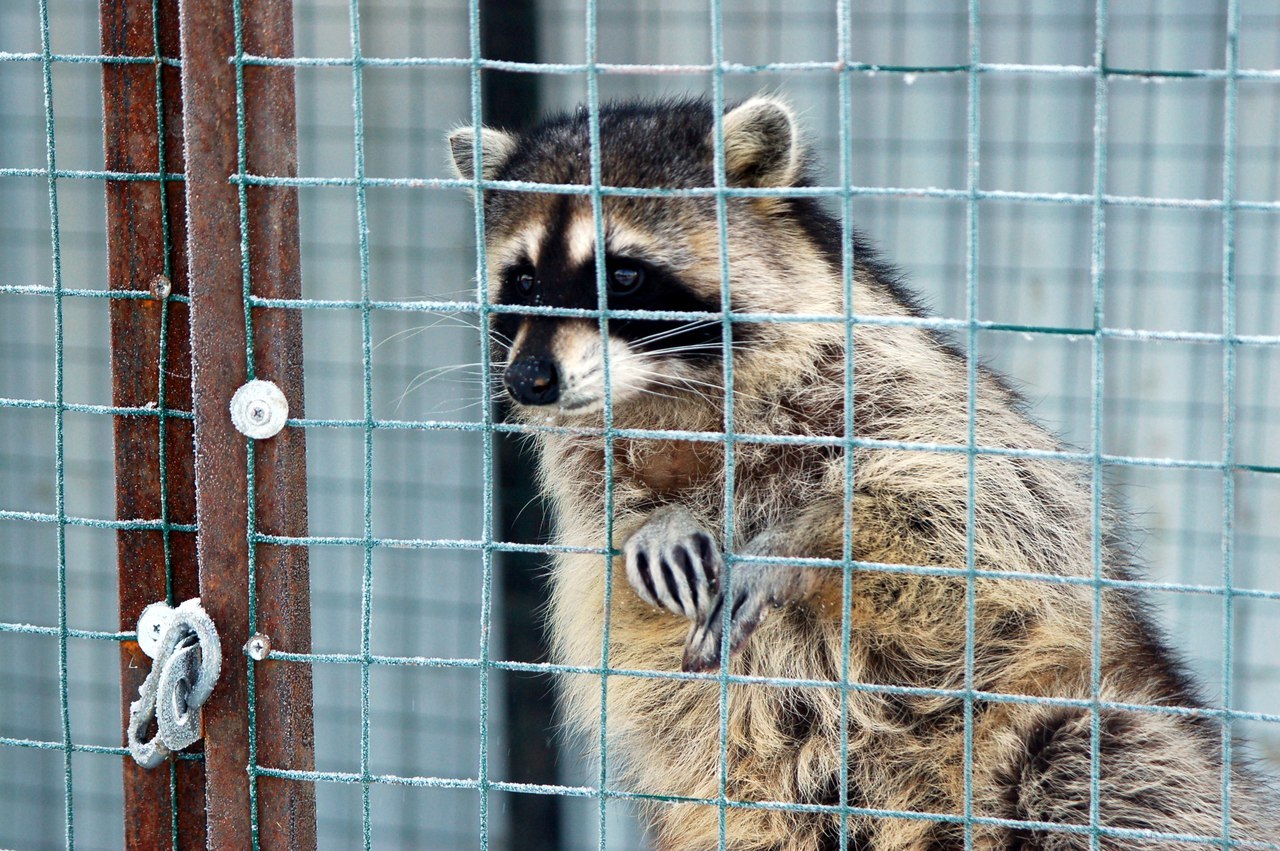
448,96,1280,850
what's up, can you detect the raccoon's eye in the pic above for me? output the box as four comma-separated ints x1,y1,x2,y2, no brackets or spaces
609,265,645,297
512,267,536,296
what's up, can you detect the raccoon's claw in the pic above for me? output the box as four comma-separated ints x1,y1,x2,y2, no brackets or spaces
625,508,797,671
623,506,721,621
681,575,778,673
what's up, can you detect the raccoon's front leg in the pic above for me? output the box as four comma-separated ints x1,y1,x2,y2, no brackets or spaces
680,527,822,673
623,503,829,673
622,505,722,622
622,505,777,672
680,500,841,673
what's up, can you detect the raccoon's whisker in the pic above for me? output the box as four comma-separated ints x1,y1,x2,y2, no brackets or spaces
627,320,723,349
375,325,432,350
375,314,487,352
625,322,708,348
614,371,677,394
396,377,515,412
629,318,732,348
398,286,487,301
394,362,503,411
619,365,721,391
655,371,773,402
642,342,743,358
385,392,496,418
423,398,496,416
406,361,500,381
621,372,722,407
626,368,798,413
620,367,724,395
629,387,682,402
611,378,683,405
428,372,494,385
487,328,515,346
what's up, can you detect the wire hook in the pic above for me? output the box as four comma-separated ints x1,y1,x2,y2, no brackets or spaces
126,598,222,769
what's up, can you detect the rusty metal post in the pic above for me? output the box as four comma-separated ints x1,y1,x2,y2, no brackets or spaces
102,0,206,847
179,0,316,848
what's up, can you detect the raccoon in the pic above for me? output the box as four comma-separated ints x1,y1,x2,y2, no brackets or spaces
447,96,1280,850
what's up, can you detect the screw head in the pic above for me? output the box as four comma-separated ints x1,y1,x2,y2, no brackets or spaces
149,274,172,300
229,380,289,439
136,602,175,660
244,633,271,661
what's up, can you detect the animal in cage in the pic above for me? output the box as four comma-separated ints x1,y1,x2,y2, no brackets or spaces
448,96,1280,850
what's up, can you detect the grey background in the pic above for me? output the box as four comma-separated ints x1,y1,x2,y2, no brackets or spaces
1,0,1278,848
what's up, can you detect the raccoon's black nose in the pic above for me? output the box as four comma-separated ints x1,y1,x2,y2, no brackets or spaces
504,358,560,405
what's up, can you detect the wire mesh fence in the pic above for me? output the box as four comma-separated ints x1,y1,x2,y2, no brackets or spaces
1,0,1279,849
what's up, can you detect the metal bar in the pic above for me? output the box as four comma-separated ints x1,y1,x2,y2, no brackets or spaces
35,0,72,845
178,0,315,847
101,0,205,847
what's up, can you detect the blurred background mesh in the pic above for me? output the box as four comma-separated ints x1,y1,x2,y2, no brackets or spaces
1,1,1277,849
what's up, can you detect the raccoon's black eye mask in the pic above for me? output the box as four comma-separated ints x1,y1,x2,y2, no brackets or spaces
493,254,741,362
498,257,649,304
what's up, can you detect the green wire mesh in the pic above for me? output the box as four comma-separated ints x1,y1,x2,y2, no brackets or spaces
2,1,1280,849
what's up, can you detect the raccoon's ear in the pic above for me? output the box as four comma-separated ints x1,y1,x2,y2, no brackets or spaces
447,126,517,182
717,96,801,188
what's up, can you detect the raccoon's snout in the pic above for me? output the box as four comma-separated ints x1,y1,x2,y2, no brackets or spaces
504,357,560,406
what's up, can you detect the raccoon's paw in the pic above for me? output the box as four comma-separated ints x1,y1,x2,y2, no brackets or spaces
681,562,790,674
623,505,721,622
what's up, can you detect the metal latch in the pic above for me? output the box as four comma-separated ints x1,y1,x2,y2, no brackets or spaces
126,598,222,768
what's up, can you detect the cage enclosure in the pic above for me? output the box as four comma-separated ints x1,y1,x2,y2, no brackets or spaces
0,1,1278,849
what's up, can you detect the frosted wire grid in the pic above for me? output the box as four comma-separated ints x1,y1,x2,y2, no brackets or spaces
2,0,1280,849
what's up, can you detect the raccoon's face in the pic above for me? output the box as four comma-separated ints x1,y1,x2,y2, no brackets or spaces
487,228,725,415
447,96,822,419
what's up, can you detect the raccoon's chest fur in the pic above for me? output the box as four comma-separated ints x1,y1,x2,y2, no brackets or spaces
554,413,842,546
616,438,720,497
